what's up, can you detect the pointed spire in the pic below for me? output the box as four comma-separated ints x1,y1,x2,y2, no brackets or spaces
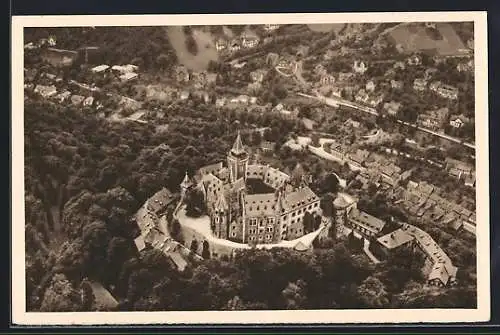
181,171,191,188
231,130,246,156
215,193,228,211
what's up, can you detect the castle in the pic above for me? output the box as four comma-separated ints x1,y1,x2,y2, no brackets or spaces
181,132,321,245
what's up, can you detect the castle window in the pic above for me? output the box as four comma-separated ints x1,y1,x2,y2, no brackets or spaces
232,232,236,237
266,234,272,240
232,225,236,230
249,236,256,241
258,235,264,241
257,206,260,211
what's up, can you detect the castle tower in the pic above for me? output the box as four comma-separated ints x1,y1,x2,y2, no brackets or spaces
213,194,229,239
227,131,249,183
180,171,192,198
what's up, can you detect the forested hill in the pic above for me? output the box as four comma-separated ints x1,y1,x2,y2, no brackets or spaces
24,27,178,70
24,98,235,311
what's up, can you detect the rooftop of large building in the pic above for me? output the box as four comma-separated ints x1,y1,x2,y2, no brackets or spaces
349,208,386,234
281,186,319,213
377,228,414,249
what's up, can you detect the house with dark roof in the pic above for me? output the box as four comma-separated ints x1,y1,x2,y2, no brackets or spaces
347,208,386,237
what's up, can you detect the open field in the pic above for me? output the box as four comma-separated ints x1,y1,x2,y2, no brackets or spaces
165,26,219,71
387,22,468,56
307,23,346,33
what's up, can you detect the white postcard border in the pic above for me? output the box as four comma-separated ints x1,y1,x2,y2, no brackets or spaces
11,11,490,325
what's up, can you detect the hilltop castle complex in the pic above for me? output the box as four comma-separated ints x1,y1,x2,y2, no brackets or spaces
181,132,321,245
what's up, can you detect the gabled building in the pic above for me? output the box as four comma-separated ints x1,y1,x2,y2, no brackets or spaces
407,54,421,66
390,80,403,90
449,114,471,128
436,84,459,100
413,78,428,91
347,208,386,238
417,107,449,130
353,60,368,74
383,101,402,116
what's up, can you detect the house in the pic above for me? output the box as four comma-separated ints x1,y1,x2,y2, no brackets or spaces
347,208,386,238
175,65,190,83
407,54,421,66
390,80,403,90
248,82,262,93
111,64,138,74
353,60,368,74
260,141,275,152
383,101,402,116
464,173,476,187
301,118,316,131
424,68,438,80
54,90,71,103
91,64,109,73
413,78,428,91
264,24,280,32
429,80,442,92
436,84,459,100
348,149,371,168
314,64,327,76
375,228,414,258
241,33,260,48
379,163,402,186
179,91,190,100
365,80,376,92
229,39,241,52
296,45,310,58
393,61,406,70
83,96,94,107
449,114,470,128
320,74,336,86
119,72,138,82
330,86,343,97
338,72,354,82
215,97,227,107
445,158,474,178
344,118,361,128
215,38,227,51
457,59,474,73
368,94,384,108
34,85,57,98
323,49,336,61
71,94,85,105
417,107,449,130
250,69,267,83
385,68,396,77
355,89,370,104
328,142,349,161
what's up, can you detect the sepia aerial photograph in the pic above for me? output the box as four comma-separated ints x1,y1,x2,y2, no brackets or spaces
12,12,490,325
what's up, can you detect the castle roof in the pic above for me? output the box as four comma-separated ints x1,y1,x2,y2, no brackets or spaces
245,193,277,217
281,186,318,212
230,131,247,156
